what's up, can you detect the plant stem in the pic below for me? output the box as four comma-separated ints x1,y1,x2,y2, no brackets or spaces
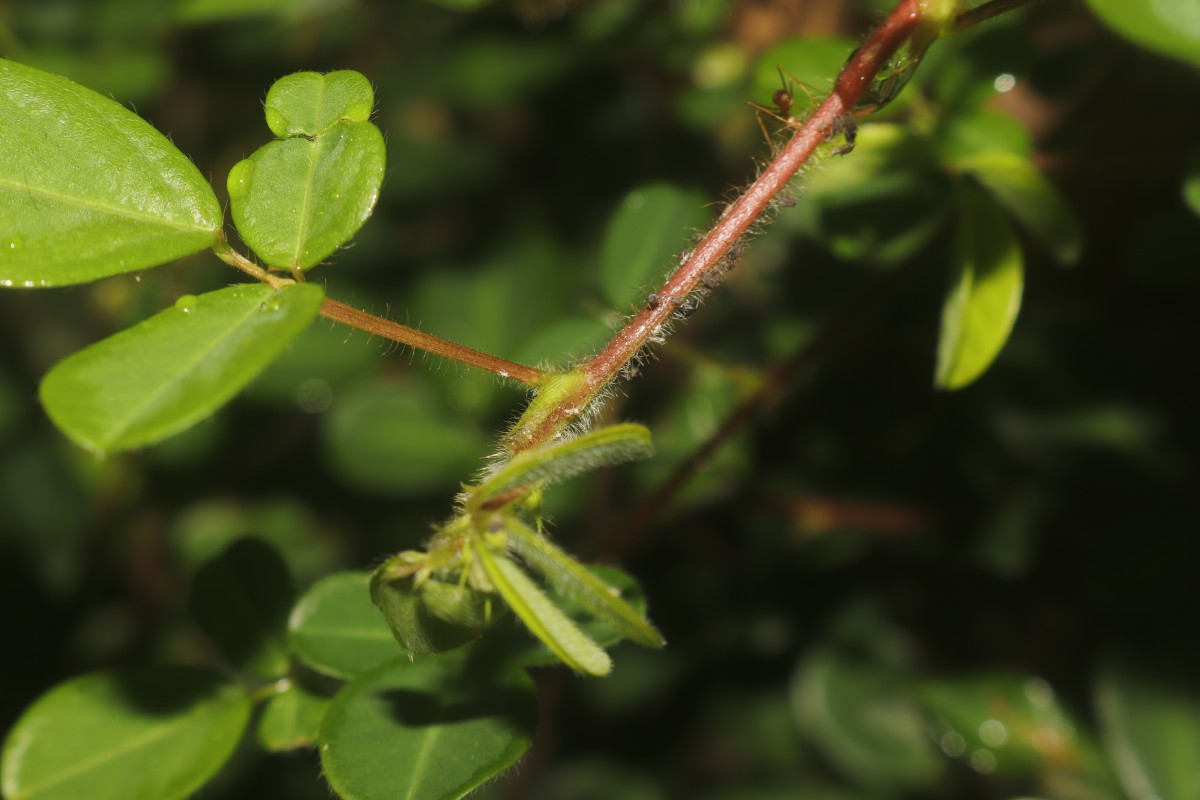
318,298,544,386
213,237,544,387
955,0,1046,30
506,0,923,453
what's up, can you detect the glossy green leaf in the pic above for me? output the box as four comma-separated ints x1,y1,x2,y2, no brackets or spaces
228,71,385,270
471,423,654,507
288,571,401,679
1095,659,1200,800
0,58,221,289
1086,0,1200,68
599,183,709,310
319,655,536,800
474,542,612,676
0,667,251,800
503,517,664,648
961,151,1083,265
188,538,294,679
258,681,330,752
935,182,1023,389
39,283,324,454
265,70,374,137
790,648,942,790
369,565,490,657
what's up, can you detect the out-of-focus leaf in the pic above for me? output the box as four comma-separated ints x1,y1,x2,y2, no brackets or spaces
288,571,401,679
1086,0,1200,68
229,71,385,270
177,0,352,23
39,283,324,454
935,181,1023,389
258,681,329,752
0,667,250,800
1095,659,1200,800
599,183,709,310
750,37,856,118
369,566,489,657
961,151,1083,265
322,377,487,495
319,655,536,800
1183,146,1200,217
0,58,221,289
189,538,294,679
934,108,1032,162
790,647,942,790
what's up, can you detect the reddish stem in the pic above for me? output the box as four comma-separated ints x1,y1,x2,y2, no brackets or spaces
319,298,544,386
510,0,923,452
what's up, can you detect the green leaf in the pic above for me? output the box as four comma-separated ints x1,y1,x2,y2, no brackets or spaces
177,0,352,23
288,571,401,679
369,565,491,656
934,181,1023,390
228,71,385,271
188,538,294,679
750,37,857,117
599,183,709,310
471,423,654,508
790,647,942,790
503,517,664,648
39,283,324,454
319,655,536,800
264,70,374,137
474,542,612,676
257,681,330,752
1184,146,1200,218
961,151,1083,265
0,58,221,289
1095,659,1200,800
1086,0,1200,68
0,666,251,800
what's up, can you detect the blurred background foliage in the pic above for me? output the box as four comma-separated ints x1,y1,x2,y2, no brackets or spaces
2,0,1200,797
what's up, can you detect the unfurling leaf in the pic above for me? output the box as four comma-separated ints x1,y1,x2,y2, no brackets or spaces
472,422,654,508
504,517,664,648
473,541,612,676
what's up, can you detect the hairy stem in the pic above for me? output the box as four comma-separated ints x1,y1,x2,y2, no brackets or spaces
319,298,544,387
506,0,924,453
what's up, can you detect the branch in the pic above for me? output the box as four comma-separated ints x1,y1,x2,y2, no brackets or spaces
505,0,924,453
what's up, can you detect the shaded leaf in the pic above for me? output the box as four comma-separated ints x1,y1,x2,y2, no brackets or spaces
0,667,250,800
599,183,708,310
288,571,401,679
0,58,221,289
258,681,330,752
1184,146,1200,218
189,538,294,679
935,181,1023,389
474,543,611,676
319,655,536,800
961,151,1083,265
39,283,324,454
1086,0,1200,68
1095,659,1200,800
369,566,490,657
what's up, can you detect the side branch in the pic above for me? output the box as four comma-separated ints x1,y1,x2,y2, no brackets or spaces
508,0,922,453
319,298,544,387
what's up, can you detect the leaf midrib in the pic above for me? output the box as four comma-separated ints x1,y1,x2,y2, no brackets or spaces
0,176,214,235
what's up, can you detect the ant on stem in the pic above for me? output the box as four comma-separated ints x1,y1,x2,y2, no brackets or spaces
749,65,858,156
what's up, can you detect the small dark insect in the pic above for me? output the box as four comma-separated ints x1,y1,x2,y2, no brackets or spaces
830,113,858,156
672,297,699,319
777,196,797,208
726,242,745,261
701,271,723,290
647,292,661,309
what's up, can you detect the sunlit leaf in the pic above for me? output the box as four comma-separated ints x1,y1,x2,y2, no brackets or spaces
319,655,535,800
1086,0,1200,68
474,542,612,676
934,181,1023,389
0,58,221,289
288,571,401,679
39,283,324,454
229,71,385,270
0,667,250,800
